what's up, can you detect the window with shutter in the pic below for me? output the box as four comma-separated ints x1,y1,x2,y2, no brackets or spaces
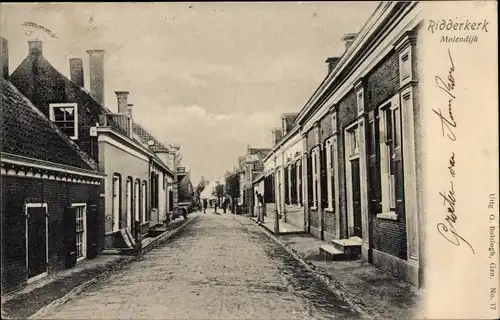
320,146,328,208
284,167,289,205
307,153,313,207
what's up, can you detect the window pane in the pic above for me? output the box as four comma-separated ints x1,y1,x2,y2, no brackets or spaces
53,107,66,121
385,109,393,142
64,107,75,121
394,107,401,147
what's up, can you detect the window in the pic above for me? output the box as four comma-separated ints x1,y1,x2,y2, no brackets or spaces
134,180,140,223
380,98,402,212
142,181,147,223
126,178,132,230
297,160,302,206
325,139,334,210
49,103,78,139
332,112,338,134
284,166,289,205
112,175,121,231
311,149,318,208
72,204,87,261
356,89,364,115
348,127,359,156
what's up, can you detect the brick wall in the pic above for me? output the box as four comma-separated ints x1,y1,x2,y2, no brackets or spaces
365,49,408,260
366,51,400,111
1,175,101,292
336,89,357,239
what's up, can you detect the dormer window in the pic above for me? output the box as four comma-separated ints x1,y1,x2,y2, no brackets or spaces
49,103,78,139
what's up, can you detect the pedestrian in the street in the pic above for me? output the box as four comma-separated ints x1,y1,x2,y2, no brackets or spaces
214,201,218,213
202,198,207,213
222,197,229,214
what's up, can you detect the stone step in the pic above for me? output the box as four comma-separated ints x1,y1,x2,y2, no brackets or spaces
331,237,362,256
319,244,349,261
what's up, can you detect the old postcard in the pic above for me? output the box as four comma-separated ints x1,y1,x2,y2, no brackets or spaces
1,1,498,319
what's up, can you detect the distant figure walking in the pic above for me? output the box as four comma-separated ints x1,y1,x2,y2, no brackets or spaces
202,198,208,213
222,197,229,214
214,201,218,213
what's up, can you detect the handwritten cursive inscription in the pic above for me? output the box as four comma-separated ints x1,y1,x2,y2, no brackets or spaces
432,48,457,141
434,49,475,254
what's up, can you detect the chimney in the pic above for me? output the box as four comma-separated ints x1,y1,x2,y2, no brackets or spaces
115,91,129,114
325,57,340,74
1,38,8,79
127,103,134,117
86,49,105,106
271,128,283,146
69,58,84,87
341,33,357,51
28,40,43,56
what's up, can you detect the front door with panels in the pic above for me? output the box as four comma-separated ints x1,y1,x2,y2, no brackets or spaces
345,125,363,238
26,204,48,281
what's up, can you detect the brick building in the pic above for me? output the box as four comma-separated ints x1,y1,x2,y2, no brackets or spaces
1,41,105,292
8,40,175,250
258,1,424,286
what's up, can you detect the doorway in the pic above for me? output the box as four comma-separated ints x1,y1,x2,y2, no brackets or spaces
26,204,48,283
351,159,362,237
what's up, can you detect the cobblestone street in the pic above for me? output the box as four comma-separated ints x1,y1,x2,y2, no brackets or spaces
38,213,361,319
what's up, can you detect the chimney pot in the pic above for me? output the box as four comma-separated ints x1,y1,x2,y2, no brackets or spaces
127,103,134,117
87,49,106,106
1,38,8,79
115,91,130,114
341,33,357,52
28,40,43,56
325,57,340,74
69,58,84,87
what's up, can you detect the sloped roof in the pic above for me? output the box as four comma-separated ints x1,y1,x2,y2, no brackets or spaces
249,147,271,158
10,47,173,174
1,77,96,170
132,122,170,153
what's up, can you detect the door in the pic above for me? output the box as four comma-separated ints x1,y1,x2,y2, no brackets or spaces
27,205,48,280
63,207,77,268
87,204,100,259
351,159,362,238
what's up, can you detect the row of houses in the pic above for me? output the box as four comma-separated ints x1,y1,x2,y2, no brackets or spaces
250,1,424,287
1,38,191,292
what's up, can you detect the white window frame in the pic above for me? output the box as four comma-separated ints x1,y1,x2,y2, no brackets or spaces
296,159,302,206
25,203,49,283
112,175,121,231
356,88,364,116
378,95,401,219
311,147,319,209
325,139,334,211
126,178,132,230
71,203,87,262
134,180,140,223
142,181,147,223
348,127,360,157
49,103,79,140
399,46,413,87
332,112,338,134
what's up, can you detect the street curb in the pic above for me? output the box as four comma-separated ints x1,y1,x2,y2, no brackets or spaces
249,217,381,320
26,215,200,319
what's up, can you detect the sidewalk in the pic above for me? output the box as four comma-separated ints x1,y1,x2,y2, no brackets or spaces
1,213,200,320
252,219,423,320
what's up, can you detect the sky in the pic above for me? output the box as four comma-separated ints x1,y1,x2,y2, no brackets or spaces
1,2,379,183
